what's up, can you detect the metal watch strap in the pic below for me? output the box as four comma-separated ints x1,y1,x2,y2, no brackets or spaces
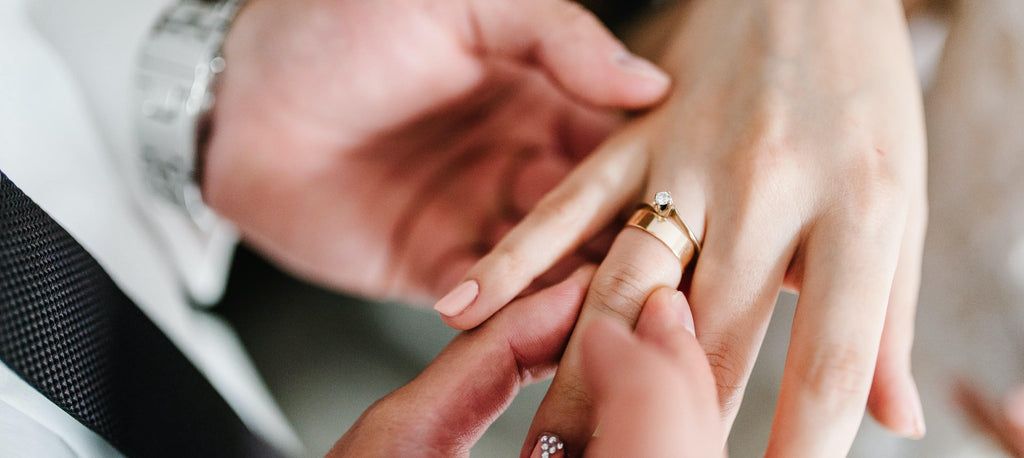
135,0,244,230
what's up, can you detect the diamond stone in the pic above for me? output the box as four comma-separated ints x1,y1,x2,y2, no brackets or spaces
655,191,672,207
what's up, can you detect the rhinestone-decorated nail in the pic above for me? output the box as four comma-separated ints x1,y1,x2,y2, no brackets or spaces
531,432,565,458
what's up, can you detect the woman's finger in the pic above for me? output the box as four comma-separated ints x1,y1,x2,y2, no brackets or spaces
519,220,688,457
464,0,671,109
766,211,904,456
867,199,927,438
436,134,648,329
330,266,594,457
685,203,798,434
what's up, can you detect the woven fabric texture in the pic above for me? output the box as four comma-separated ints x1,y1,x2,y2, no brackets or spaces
0,173,283,457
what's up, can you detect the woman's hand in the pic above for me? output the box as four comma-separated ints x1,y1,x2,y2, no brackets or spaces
202,0,670,304
328,266,593,457
439,0,928,455
330,272,721,458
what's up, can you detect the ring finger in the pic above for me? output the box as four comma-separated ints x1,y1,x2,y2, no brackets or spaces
519,183,706,457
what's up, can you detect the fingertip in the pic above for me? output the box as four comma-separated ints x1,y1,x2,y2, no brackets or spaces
867,369,926,439
609,50,672,105
557,49,670,110
673,291,696,337
635,287,695,341
534,4,670,109
452,264,595,332
633,287,675,333
567,262,599,284
434,280,479,318
467,0,670,110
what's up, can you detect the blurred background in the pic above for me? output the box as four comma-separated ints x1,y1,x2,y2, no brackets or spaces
214,1,1024,456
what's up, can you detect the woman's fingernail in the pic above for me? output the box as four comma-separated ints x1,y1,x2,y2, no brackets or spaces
530,433,565,458
433,280,479,317
911,410,926,439
671,290,695,336
908,381,927,439
612,50,670,85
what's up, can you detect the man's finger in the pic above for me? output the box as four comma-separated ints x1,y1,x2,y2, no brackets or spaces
578,290,720,458
332,266,594,456
520,227,684,457
464,0,670,109
633,286,696,348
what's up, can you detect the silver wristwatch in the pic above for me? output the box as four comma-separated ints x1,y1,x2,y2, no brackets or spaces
135,0,244,231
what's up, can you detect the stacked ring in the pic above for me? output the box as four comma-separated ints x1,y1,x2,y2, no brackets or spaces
626,191,702,266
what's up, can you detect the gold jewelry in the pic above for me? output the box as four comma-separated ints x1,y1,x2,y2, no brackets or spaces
626,191,702,265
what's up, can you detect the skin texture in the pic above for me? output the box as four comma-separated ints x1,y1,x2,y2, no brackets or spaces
578,287,721,458
444,0,928,455
328,267,595,457
202,0,670,304
329,273,721,458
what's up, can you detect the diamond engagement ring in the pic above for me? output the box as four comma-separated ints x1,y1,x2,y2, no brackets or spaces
626,191,702,265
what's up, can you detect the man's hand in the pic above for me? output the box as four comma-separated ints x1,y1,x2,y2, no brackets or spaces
202,0,670,304
572,287,721,458
329,272,721,457
329,266,592,457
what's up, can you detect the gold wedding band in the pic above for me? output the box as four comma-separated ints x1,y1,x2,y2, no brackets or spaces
626,191,702,266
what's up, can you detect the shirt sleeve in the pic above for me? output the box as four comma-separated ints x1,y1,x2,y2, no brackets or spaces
25,0,238,305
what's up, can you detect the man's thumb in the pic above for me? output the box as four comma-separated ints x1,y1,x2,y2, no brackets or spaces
462,0,670,109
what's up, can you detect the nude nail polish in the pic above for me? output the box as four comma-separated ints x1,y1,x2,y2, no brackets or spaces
530,433,565,458
908,377,927,439
433,280,478,317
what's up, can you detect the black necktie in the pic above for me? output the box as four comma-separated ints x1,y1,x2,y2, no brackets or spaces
0,172,286,457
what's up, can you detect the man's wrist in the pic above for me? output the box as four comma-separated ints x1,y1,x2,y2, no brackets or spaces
135,0,244,230
132,0,245,304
